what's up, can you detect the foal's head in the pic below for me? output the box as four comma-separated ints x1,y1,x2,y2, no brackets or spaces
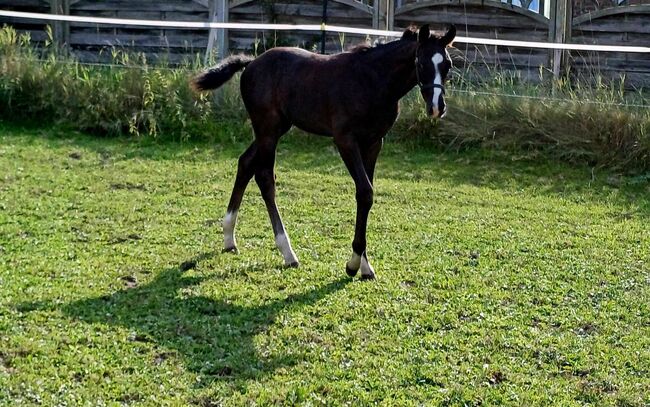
414,24,456,118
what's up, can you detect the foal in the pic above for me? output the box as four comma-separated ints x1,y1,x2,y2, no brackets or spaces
193,24,455,279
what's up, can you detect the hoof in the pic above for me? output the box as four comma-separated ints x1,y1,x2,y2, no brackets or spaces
222,246,239,254
345,265,358,277
285,261,300,269
360,273,376,281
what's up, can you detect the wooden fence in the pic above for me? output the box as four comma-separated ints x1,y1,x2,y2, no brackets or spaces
1,0,649,87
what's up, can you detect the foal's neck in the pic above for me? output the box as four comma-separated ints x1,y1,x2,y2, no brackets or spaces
367,40,418,102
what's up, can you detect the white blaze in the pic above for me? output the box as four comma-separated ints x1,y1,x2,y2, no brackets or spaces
431,53,444,115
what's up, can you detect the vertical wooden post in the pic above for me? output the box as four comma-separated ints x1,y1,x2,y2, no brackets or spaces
372,0,380,30
320,0,328,54
378,0,394,31
550,0,572,79
206,0,228,63
50,0,70,51
217,0,228,59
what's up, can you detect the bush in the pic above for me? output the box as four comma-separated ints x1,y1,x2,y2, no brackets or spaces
0,26,247,141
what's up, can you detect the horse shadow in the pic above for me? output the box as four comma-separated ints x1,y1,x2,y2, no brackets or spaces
22,253,350,381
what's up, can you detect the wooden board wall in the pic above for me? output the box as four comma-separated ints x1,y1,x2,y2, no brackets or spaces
394,1,551,82
0,0,49,42
68,0,210,64
228,0,375,54
0,0,649,87
571,5,650,88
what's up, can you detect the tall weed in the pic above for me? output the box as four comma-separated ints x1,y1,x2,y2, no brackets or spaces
0,26,247,141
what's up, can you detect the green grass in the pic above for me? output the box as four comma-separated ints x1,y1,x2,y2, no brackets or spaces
1,123,649,406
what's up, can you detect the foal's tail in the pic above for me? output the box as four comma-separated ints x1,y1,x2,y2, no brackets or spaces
192,54,255,91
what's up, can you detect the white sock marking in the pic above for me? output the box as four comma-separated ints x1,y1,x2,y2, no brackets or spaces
223,211,237,249
360,255,375,277
275,233,298,266
347,252,362,271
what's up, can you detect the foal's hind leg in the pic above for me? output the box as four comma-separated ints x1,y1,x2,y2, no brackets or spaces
223,142,257,252
252,117,299,267
345,139,383,278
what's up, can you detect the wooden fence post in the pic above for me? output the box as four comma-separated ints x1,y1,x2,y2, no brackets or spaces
320,0,328,54
386,0,394,31
376,0,394,32
549,0,572,79
206,0,228,63
372,0,380,30
50,0,70,51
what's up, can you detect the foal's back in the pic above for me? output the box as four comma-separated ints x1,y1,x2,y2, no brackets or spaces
239,47,377,138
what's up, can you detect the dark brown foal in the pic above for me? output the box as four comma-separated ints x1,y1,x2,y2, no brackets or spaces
193,24,456,279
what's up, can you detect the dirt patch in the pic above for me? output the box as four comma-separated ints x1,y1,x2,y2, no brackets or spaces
120,275,138,289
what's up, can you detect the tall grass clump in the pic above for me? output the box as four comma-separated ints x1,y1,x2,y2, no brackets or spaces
0,26,247,141
393,66,650,172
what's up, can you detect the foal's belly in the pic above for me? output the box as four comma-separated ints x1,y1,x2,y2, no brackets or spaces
290,116,333,138
282,92,399,140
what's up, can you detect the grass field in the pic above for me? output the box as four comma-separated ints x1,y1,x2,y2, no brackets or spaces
1,123,649,406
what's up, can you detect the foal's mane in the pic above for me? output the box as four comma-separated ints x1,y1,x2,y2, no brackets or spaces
347,26,418,54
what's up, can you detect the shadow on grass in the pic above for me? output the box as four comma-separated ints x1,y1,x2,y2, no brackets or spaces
18,252,351,381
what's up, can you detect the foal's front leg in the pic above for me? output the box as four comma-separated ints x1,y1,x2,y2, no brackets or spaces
336,139,376,280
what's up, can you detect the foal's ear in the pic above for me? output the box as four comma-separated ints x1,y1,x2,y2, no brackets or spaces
418,24,430,44
441,24,456,47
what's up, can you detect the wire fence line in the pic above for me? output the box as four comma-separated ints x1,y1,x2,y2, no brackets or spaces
2,10,650,54
448,89,649,109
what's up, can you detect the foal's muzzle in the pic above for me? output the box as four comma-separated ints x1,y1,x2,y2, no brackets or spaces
427,104,447,118
419,83,446,118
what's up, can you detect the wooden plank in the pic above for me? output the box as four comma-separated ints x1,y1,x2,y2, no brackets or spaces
72,1,206,12
69,32,209,48
395,0,549,25
332,0,374,14
68,10,209,21
574,21,650,35
0,0,44,7
231,3,370,19
395,8,548,29
572,4,650,25
572,32,650,46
